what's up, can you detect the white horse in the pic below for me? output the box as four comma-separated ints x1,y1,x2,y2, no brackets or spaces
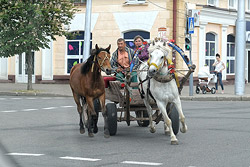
137,40,187,145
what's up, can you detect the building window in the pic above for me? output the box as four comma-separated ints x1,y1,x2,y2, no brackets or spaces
229,0,237,9
208,0,217,6
66,31,92,74
227,34,235,74
205,33,216,72
123,30,150,49
248,0,250,11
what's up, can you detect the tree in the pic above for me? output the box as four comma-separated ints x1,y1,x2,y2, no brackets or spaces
0,0,77,90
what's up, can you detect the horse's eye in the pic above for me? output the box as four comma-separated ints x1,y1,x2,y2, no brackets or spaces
161,56,164,59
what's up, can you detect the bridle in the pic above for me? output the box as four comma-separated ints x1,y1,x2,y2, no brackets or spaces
91,51,110,72
147,49,167,72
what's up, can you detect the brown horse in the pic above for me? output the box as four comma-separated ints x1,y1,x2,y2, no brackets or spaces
70,44,112,138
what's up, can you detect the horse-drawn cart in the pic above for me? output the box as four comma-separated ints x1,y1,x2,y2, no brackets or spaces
103,63,195,136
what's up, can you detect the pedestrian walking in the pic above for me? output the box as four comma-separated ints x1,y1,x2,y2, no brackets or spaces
212,53,225,94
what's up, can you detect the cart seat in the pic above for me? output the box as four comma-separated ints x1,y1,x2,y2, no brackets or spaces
103,76,116,88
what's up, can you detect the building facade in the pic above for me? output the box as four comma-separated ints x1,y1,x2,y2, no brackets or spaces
1,0,250,84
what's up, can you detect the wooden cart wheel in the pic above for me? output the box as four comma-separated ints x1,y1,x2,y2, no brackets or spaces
167,104,180,135
106,103,117,136
135,110,150,127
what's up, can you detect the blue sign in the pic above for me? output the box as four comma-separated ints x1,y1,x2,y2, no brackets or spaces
188,17,194,34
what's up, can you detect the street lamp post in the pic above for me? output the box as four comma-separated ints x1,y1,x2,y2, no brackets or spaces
83,0,92,62
235,0,246,95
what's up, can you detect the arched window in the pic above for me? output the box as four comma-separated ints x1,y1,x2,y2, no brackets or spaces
123,30,150,49
66,31,92,74
205,32,216,72
227,34,235,74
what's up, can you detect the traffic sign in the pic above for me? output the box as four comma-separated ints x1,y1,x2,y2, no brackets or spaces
188,17,194,34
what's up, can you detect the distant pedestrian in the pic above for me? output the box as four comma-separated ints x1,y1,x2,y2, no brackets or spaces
212,53,225,94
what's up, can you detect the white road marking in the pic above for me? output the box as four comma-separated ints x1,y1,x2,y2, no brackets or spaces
60,156,101,162
11,98,22,100
1,110,18,113
22,109,38,111
121,161,163,166
42,107,57,110
0,106,72,113
60,106,74,108
26,97,37,100
7,153,44,156
0,98,6,100
54,97,66,99
41,97,52,100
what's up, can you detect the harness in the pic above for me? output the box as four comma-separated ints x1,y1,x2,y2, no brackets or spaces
138,58,179,101
137,39,195,99
138,57,180,102
147,57,180,87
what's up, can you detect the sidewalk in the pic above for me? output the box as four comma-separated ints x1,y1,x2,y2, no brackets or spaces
1,82,250,101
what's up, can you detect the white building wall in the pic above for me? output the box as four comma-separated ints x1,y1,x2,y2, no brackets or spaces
0,58,8,80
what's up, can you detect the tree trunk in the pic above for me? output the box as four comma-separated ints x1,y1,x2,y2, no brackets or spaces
26,51,33,90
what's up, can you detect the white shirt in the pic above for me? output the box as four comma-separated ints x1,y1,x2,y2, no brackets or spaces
214,61,224,72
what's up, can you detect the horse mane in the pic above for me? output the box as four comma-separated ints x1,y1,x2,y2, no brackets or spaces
148,38,171,57
81,47,110,74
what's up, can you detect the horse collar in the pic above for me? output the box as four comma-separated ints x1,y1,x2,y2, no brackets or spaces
153,73,173,83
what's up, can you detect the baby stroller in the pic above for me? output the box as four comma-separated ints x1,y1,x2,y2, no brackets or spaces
196,65,217,94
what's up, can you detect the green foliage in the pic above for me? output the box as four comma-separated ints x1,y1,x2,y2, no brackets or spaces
0,0,78,57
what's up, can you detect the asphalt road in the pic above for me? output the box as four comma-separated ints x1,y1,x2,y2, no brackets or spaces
0,96,250,167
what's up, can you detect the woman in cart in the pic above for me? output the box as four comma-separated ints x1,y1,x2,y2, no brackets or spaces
133,35,149,63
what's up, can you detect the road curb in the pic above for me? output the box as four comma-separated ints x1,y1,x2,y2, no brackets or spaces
181,96,250,101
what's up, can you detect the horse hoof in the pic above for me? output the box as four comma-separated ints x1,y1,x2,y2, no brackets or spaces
150,127,156,133
165,131,170,136
180,126,188,133
93,127,98,134
104,134,110,138
104,130,110,138
80,128,85,134
88,132,94,137
171,140,178,145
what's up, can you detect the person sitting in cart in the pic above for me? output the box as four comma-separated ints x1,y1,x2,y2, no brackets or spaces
128,35,149,72
133,35,149,62
110,38,137,83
